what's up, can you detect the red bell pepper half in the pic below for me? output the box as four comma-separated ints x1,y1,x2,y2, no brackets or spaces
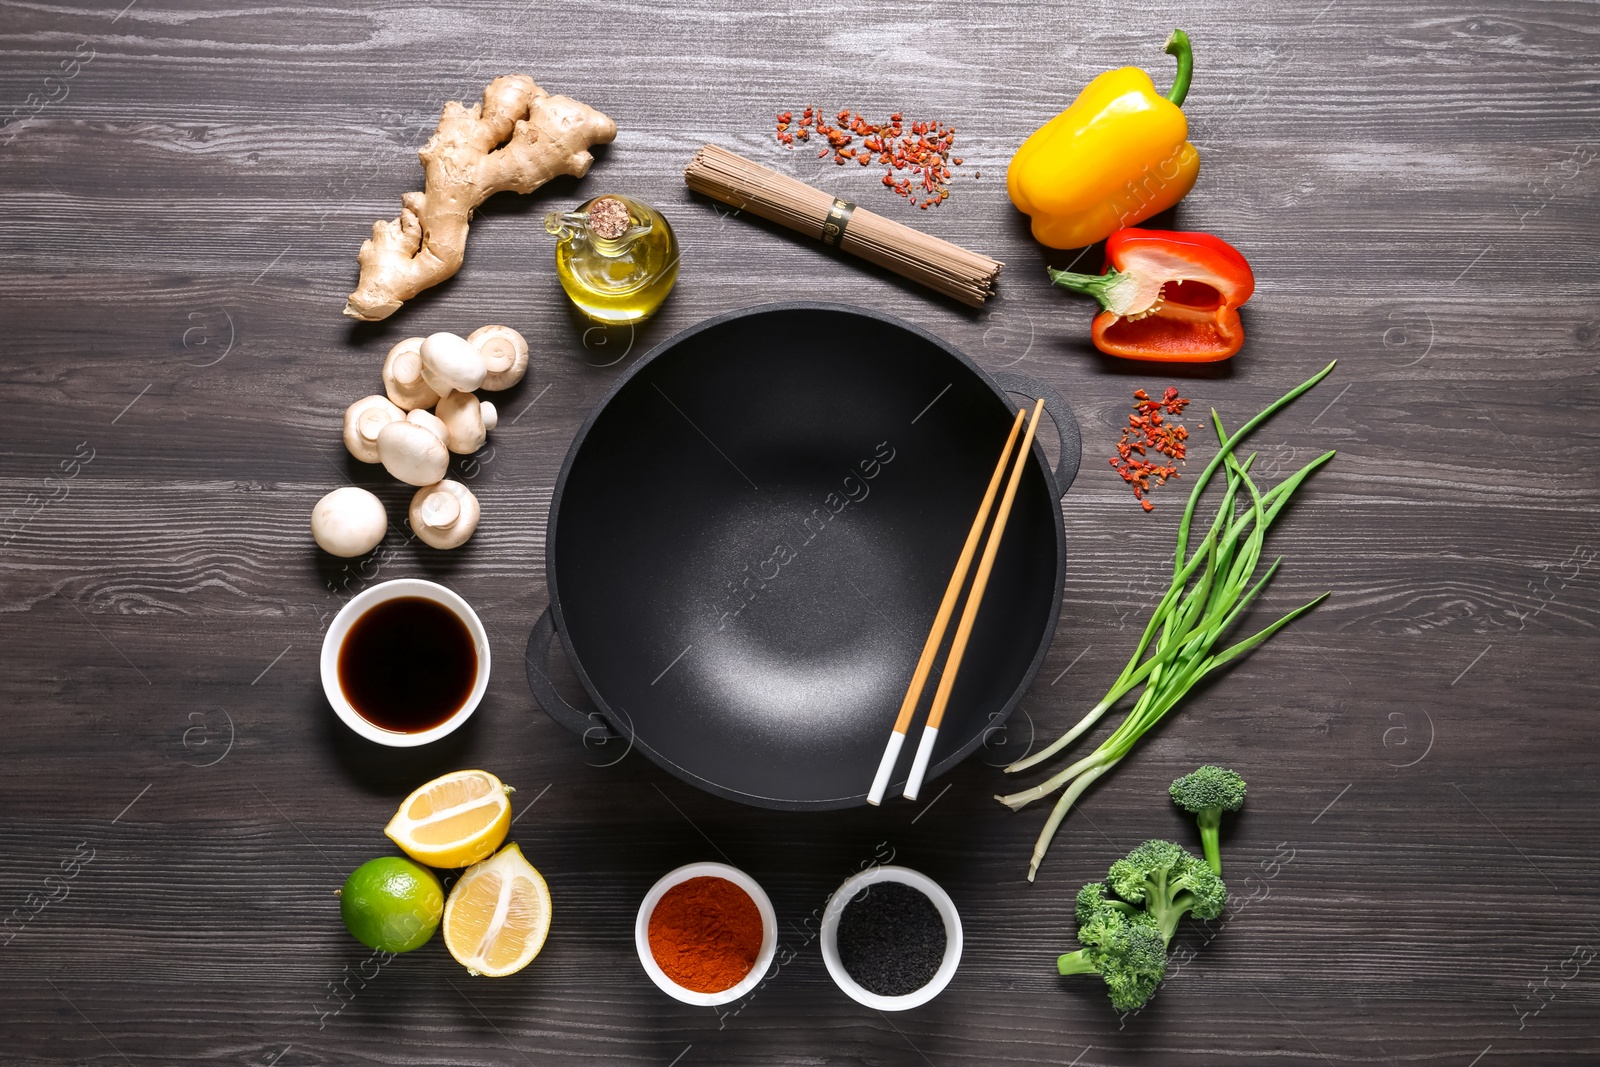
1048,228,1255,362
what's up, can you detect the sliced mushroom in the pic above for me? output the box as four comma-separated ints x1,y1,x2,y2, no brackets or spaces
382,337,441,410
342,395,405,463
436,391,496,454
376,418,449,486
468,325,529,391
420,332,486,396
409,480,480,549
311,486,387,557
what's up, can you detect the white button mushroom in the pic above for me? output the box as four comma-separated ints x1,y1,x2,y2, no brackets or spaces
311,486,387,557
405,406,448,442
342,395,405,464
409,480,481,549
468,325,530,392
382,337,441,411
436,391,497,454
376,414,449,486
420,332,487,396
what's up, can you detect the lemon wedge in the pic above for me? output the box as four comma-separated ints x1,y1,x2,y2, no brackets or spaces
384,770,513,869
443,842,552,977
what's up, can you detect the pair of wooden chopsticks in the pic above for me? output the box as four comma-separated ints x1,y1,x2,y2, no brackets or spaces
868,398,1046,805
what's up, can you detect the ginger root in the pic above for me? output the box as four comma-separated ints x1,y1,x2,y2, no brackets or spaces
344,76,616,321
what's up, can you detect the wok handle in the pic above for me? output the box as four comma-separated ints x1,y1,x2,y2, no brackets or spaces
524,607,622,742
994,372,1082,500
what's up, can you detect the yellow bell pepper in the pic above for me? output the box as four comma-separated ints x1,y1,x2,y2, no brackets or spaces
1008,30,1200,250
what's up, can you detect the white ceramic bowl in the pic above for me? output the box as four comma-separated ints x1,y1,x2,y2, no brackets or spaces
820,865,963,1011
319,578,490,747
634,861,778,1006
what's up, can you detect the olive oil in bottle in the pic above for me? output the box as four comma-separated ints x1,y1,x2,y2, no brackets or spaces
545,194,678,325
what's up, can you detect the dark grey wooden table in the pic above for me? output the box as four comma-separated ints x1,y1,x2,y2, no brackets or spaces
4,0,1597,1063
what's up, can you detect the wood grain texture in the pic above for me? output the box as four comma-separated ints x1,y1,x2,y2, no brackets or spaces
2,0,1598,1063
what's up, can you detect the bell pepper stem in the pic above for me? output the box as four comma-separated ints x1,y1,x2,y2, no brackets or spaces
1164,29,1193,106
1048,266,1132,314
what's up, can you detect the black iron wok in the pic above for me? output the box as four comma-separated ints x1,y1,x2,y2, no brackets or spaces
525,303,1081,810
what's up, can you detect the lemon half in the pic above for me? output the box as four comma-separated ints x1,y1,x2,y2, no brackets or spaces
384,769,512,869
443,842,552,977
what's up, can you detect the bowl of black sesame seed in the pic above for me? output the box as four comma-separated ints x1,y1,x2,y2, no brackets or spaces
819,865,962,1010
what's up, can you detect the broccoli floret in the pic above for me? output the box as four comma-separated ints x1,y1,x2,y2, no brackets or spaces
1075,880,1110,923
1059,840,1230,1014
1063,920,1168,1011
1169,766,1247,874
1108,839,1227,942
1058,882,1168,1011
1074,880,1139,925
1096,923,1168,1011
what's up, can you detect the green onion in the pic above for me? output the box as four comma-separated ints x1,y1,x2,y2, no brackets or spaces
997,362,1338,881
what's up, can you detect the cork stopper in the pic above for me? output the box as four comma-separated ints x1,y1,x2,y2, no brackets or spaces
587,197,632,240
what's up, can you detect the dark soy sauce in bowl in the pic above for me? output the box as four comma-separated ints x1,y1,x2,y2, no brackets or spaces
338,597,477,733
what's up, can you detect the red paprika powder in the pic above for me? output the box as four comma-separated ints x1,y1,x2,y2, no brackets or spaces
647,876,764,993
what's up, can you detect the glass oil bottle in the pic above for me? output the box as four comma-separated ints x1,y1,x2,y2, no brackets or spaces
544,195,678,325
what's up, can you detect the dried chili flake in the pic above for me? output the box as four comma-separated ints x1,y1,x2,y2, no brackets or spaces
774,105,969,209
1111,386,1191,511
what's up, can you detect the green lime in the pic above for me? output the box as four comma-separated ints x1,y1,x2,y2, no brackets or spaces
340,856,443,952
